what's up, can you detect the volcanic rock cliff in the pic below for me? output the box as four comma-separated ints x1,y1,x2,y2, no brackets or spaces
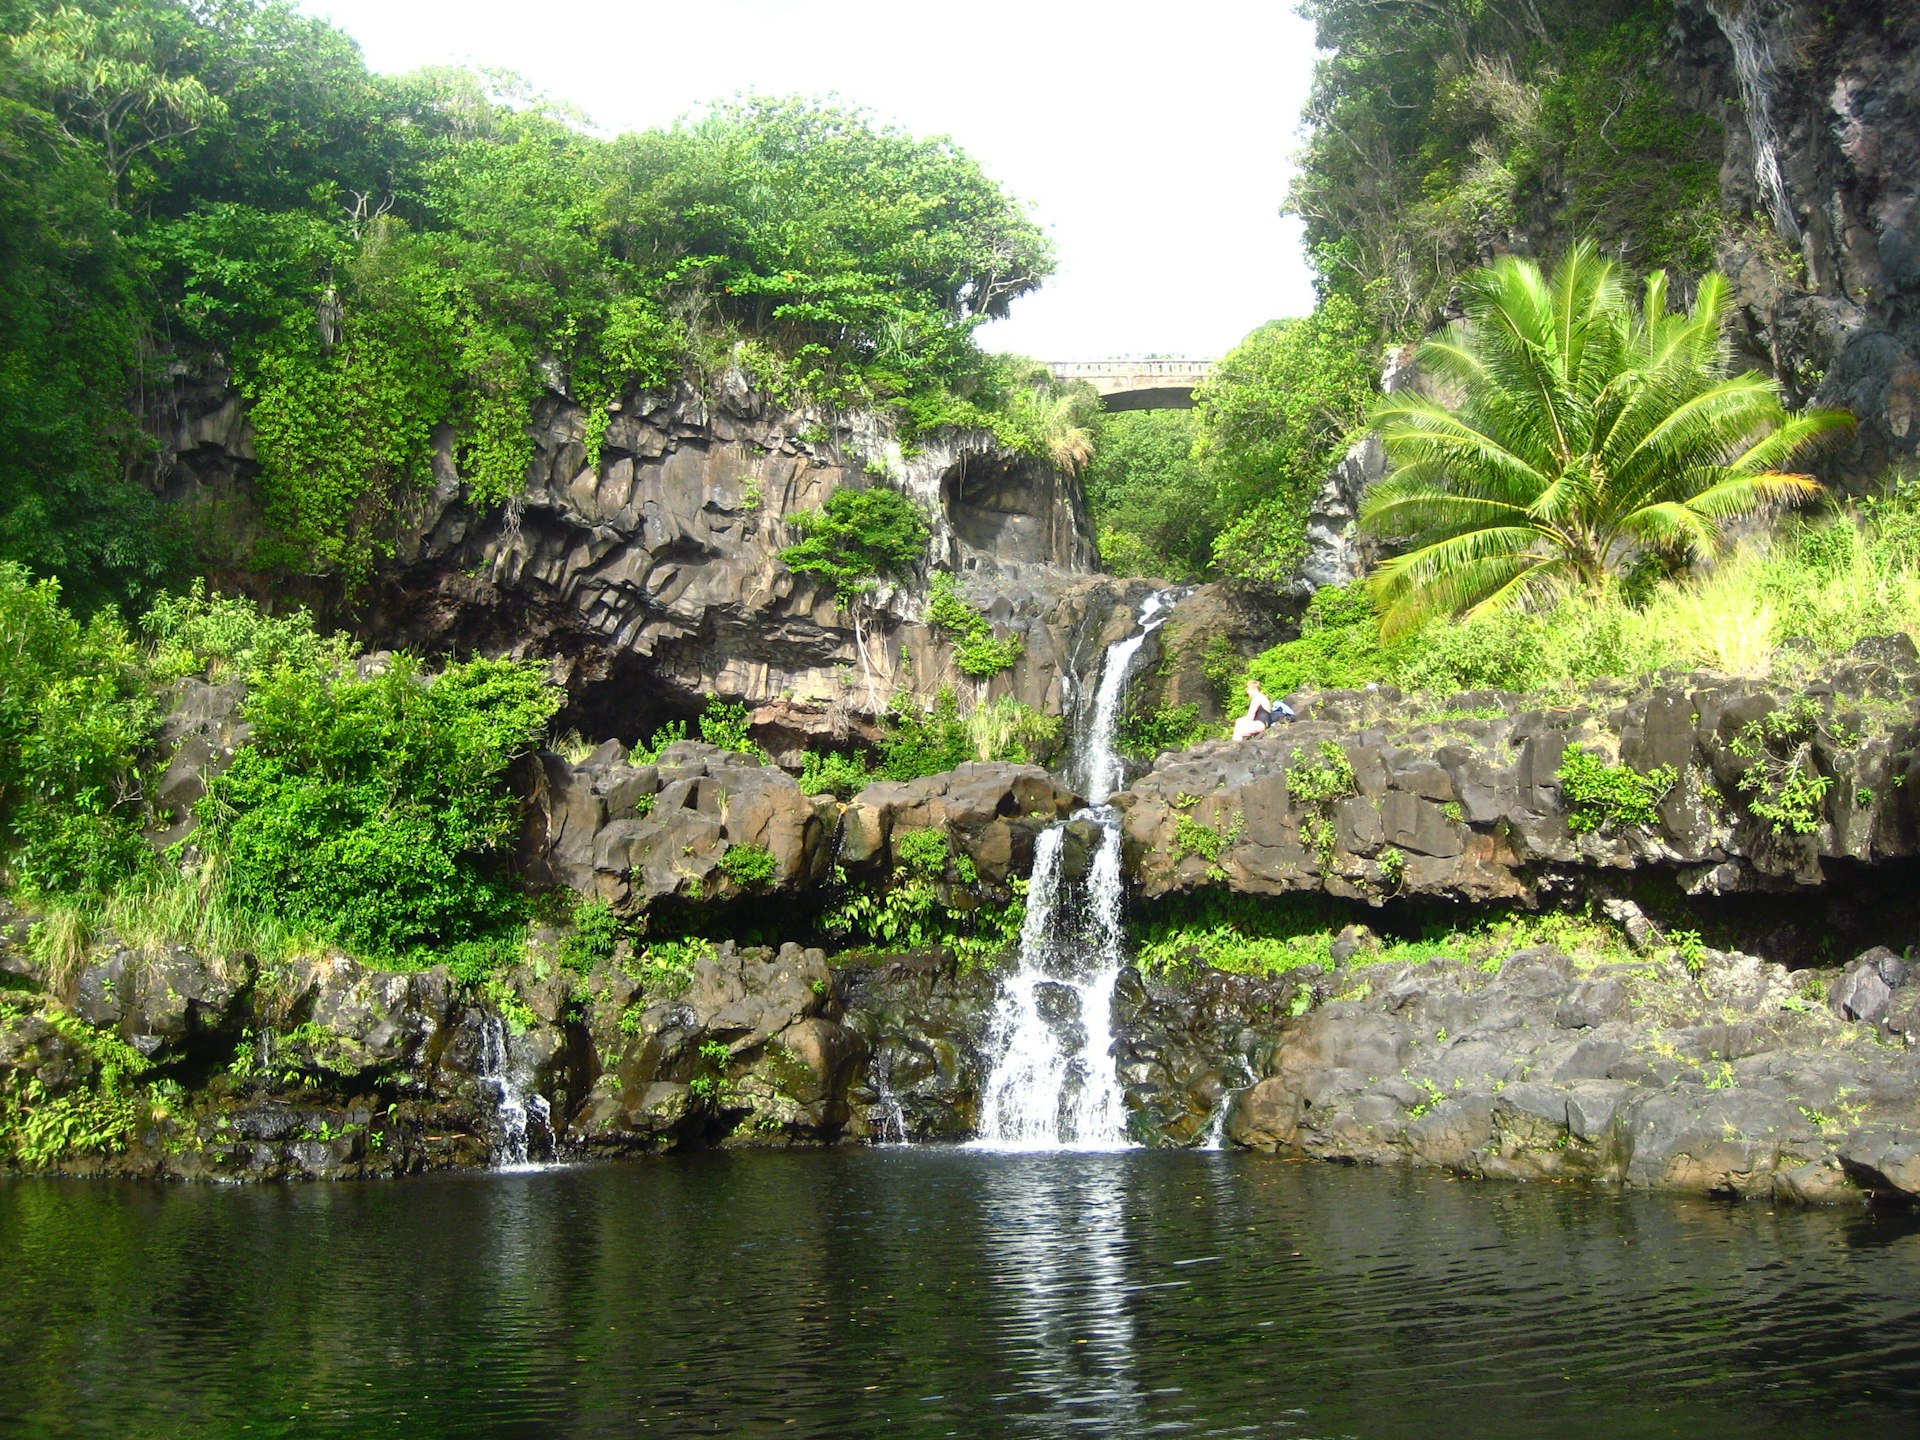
1669,0,1920,485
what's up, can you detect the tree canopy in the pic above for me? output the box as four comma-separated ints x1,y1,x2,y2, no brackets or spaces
0,0,1054,602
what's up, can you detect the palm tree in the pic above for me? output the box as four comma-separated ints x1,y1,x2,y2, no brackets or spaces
1361,242,1852,635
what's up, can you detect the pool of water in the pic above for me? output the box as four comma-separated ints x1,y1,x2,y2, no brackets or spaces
4,1150,1919,1438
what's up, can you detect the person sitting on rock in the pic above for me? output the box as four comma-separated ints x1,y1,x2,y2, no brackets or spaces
1232,678,1291,741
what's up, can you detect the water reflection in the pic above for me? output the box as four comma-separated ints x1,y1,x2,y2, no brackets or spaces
5,1154,1920,1438
978,1153,1142,1432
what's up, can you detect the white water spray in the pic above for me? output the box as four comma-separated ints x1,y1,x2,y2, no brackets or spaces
975,590,1180,1149
478,1014,552,1170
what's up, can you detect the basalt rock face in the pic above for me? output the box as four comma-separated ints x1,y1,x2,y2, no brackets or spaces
511,739,1081,914
1117,638,1920,915
1667,0,1920,488
157,364,1144,743
1226,942,1920,1205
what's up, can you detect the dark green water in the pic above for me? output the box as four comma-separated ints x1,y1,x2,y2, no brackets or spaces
4,1150,1919,1439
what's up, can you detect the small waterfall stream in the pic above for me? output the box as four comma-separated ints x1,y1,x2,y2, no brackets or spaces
1709,0,1801,245
478,1014,553,1169
974,590,1180,1149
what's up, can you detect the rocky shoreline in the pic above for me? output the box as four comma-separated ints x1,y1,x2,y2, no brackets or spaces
6,631,1920,1201
5,889,1919,1203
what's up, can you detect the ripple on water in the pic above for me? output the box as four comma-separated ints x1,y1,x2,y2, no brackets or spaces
4,1151,1920,1439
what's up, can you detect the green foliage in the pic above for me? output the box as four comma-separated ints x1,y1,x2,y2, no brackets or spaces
717,842,777,889
822,857,1023,968
0,565,156,899
1119,703,1215,760
1,2,1054,594
632,718,690,764
780,486,929,600
893,827,952,881
141,580,353,682
696,697,766,759
561,898,623,975
1198,294,1378,586
1174,813,1239,867
1245,487,1920,700
1729,699,1832,837
1133,892,1637,980
0,999,157,1169
1246,583,1400,698
1081,410,1213,581
1292,0,1727,336
876,687,973,781
926,571,1023,676
1557,749,1677,833
1376,846,1405,891
199,650,560,958
960,694,1060,767
0,80,171,612
1289,740,1356,867
797,748,871,799
1363,244,1851,633
1670,927,1708,975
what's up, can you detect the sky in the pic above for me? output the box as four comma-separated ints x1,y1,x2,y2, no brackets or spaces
294,0,1323,360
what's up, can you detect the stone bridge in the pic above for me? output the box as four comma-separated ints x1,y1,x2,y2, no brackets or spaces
1047,359,1216,411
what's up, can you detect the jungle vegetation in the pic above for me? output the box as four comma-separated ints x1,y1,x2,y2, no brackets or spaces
0,0,1057,600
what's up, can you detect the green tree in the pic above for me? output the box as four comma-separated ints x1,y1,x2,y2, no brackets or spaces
199,651,560,956
1080,410,1212,580
1197,295,1376,585
0,564,155,898
0,74,171,612
8,1,225,206
1362,244,1852,633
779,486,929,600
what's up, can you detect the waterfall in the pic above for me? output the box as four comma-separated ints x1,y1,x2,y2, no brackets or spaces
974,590,1178,1149
870,1049,912,1145
1199,1057,1256,1151
478,1013,553,1170
1709,0,1802,245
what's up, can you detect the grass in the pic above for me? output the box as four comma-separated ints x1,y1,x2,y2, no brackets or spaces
1245,488,1920,701
1132,893,1639,981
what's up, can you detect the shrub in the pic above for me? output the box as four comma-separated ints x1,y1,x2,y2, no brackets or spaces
0,565,156,899
1120,703,1215,760
779,486,929,600
561,898,624,975
893,827,951,880
1557,749,1677,833
199,653,560,958
961,695,1061,766
926,571,1024,676
798,749,871,799
877,688,974,781
697,697,767,760
717,842,777,888
1729,700,1832,836
1246,583,1401,698
142,582,355,683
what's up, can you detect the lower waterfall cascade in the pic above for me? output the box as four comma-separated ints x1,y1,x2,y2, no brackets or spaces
974,589,1181,1148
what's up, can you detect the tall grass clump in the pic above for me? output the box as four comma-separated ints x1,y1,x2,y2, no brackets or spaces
1243,478,1920,700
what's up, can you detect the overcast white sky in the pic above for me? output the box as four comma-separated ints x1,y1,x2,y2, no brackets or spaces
295,0,1322,359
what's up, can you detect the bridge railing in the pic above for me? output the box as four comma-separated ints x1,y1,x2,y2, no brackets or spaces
1046,359,1216,378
